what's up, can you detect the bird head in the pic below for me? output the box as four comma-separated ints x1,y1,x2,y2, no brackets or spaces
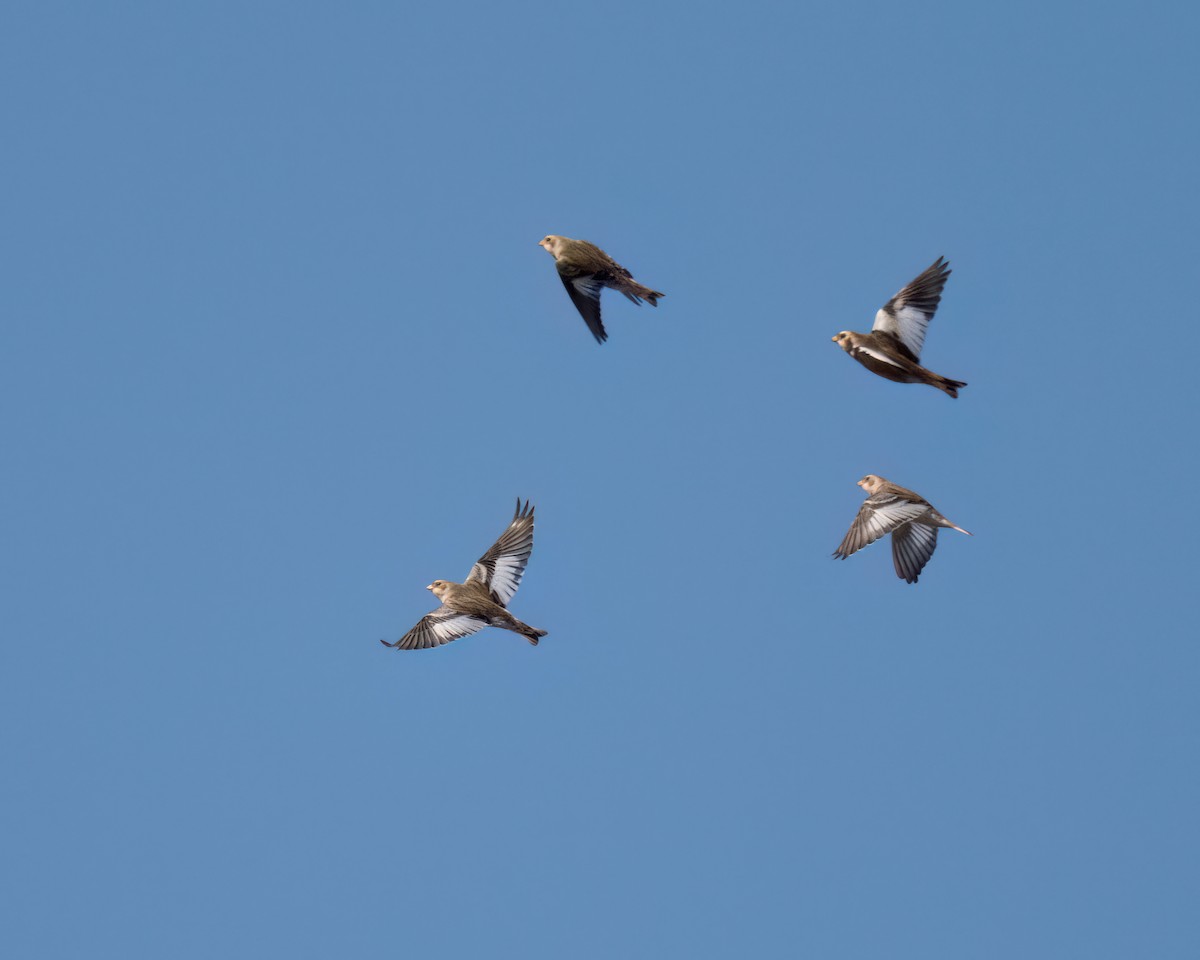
538,235,564,258
858,475,885,494
427,580,450,599
831,331,853,351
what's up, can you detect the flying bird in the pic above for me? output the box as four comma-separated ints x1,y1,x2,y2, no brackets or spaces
539,234,664,344
381,499,547,650
833,475,973,584
831,256,967,397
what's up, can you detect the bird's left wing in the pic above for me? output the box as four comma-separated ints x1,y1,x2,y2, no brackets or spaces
466,499,535,606
381,606,487,650
872,257,951,362
558,268,607,343
833,494,930,559
890,521,938,584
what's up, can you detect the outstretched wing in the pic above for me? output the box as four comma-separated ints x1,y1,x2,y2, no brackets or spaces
833,494,930,560
466,499,536,606
381,606,487,650
872,257,951,362
558,268,607,344
890,521,938,584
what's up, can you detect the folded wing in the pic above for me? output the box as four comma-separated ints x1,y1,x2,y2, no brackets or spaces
872,257,951,362
467,498,536,606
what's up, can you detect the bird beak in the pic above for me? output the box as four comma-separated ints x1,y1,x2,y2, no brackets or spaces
425,583,434,591
831,335,838,342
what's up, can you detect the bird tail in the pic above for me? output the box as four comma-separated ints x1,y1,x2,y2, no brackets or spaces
522,626,547,646
619,280,665,307
937,377,967,398
506,615,547,645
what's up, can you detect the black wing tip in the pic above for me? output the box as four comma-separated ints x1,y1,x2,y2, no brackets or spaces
380,637,398,648
513,498,535,519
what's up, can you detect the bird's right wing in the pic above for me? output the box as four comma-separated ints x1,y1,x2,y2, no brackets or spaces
557,269,607,344
466,499,536,606
872,257,951,362
833,494,930,559
890,521,938,584
381,605,487,650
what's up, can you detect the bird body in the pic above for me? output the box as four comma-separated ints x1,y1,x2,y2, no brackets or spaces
832,257,966,397
539,234,664,344
381,500,547,650
833,475,972,583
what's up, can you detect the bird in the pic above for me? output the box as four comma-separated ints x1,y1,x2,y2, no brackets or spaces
833,474,973,584
381,499,547,650
538,234,664,344
831,256,967,397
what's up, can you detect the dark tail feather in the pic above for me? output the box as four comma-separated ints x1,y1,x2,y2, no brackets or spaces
639,285,665,307
619,281,664,307
524,627,547,646
940,378,967,398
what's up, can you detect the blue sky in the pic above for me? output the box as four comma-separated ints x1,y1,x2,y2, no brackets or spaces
3,1,1198,956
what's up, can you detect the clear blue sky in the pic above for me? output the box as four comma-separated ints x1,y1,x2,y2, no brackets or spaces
3,1,1198,957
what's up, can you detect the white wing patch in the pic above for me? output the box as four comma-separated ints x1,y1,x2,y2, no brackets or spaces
853,341,907,368
874,305,931,360
469,556,527,607
396,609,487,650
835,497,929,559
861,499,928,545
466,502,535,607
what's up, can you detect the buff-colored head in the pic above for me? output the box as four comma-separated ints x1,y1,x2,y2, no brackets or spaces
539,235,565,258
832,331,854,351
857,475,886,495
427,579,451,599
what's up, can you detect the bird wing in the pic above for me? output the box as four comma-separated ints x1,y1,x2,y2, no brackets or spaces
833,494,931,559
890,522,938,584
466,498,535,606
383,606,487,650
557,269,607,344
872,257,951,362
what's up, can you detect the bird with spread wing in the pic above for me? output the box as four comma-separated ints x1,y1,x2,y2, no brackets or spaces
381,499,547,650
831,257,967,397
538,234,664,344
833,475,973,584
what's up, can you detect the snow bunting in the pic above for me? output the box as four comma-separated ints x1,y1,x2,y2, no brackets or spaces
833,475,972,583
381,499,547,650
539,234,664,344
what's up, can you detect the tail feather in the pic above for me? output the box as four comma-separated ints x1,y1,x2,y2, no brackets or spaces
938,377,967,398
617,280,664,306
